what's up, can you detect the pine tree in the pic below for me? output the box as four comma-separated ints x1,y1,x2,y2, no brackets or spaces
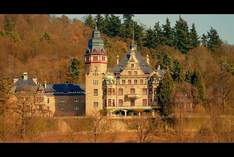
185,70,205,102
133,21,144,47
157,70,174,116
105,14,121,37
171,60,184,82
143,28,157,49
157,53,173,71
95,14,105,32
84,14,95,29
162,18,174,46
174,16,191,54
121,14,134,39
190,23,200,48
68,58,80,83
154,22,163,46
201,33,208,47
206,27,222,51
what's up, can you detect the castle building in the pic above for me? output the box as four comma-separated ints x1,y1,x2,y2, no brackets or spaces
13,72,85,117
13,72,53,117
44,83,85,116
85,28,164,116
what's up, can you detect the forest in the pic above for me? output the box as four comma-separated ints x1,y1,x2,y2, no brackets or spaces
0,14,234,142
1,14,234,113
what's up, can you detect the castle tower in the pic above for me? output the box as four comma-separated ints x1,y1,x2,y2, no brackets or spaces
85,27,107,116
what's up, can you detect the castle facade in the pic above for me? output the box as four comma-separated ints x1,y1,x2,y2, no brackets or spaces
85,28,164,116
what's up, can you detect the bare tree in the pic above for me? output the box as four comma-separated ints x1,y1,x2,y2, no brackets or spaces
87,110,111,143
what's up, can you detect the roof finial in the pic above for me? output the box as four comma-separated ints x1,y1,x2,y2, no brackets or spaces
132,21,134,46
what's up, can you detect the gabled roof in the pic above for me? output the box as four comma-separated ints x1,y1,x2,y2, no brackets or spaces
45,83,85,96
112,51,154,74
15,79,37,92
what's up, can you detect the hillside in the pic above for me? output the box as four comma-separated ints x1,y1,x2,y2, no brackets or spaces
0,14,130,85
0,14,234,114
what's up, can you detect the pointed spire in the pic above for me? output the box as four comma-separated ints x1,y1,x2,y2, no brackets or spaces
146,54,150,64
117,55,119,64
130,21,137,52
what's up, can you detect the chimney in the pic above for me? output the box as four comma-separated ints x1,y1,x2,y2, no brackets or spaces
22,72,28,80
146,54,150,64
13,78,18,84
44,81,47,89
117,55,119,64
157,64,161,70
32,78,37,84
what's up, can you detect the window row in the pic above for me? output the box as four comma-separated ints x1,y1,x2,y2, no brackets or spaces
86,56,106,62
58,98,81,103
107,88,148,95
107,99,148,107
121,79,146,85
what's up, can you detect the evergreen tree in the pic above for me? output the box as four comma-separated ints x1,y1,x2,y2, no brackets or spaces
162,18,174,46
185,70,205,101
153,22,163,46
133,21,144,47
207,27,222,51
68,58,80,83
171,60,184,82
143,28,157,49
105,14,121,37
201,33,208,47
84,14,95,29
174,16,191,54
157,70,174,116
95,14,105,32
190,23,200,48
157,53,173,71
121,14,134,39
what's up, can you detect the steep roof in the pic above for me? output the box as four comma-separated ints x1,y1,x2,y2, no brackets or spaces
15,79,37,92
44,83,85,96
112,51,154,74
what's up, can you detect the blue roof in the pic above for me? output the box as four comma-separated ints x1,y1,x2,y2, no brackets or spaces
45,83,85,96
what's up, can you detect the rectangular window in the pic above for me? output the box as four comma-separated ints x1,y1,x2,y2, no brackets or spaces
112,100,115,107
93,102,98,108
128,71,132,75
108,99,112,107
130,99,135,106
74,106,79,111
47,98,50,104
94,89,98,96
60,99,65,103
134,80,137,84
102,56,105,61
140,79,144,84
112,88,116,95
93,56,98,61
74,98,79,103
128,80,131,85
93,80,98,85
118,99,123,106
59,103,64,111
118,88,123,95
130,88,135,95
143,88,147,95
131,64,134,68
142,99,148,106
108,88,112,95
122,80,125,84
134,71,137,75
